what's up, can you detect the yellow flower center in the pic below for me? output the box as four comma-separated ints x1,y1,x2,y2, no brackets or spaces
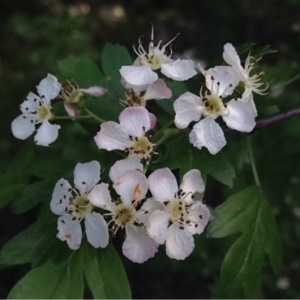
113,203,136,228
127,136,154,161
202,94,225,119
139,51,163,70
166,198,187,222
36,104,53,122
67,195,93,221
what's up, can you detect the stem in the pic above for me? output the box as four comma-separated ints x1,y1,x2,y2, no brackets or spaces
247,136,261,187
84,108,106,123
53,115,91,120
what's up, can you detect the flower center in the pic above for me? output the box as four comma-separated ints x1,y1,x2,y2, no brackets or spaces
202,94,225,119
140,51,163,70
113,203,136,228
166,198,187,222
122,90,146,107
127,136,154,161
36,104,53,122
66,195,93,221
60,80,83,104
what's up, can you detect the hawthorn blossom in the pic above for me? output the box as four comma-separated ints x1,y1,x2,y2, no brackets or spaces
11,74,61,146
50,161,109,250
119,27,197,90
223,43,268,114
147,168,210,260
94,106,155,161
88,157,161,263
174,66,257,154
60,80,108,116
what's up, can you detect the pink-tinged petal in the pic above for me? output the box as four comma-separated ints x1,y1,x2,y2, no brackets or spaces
186,202,210,235
120,65,158,87
222,99,256,132
113,170,148,204
165,224,194,260
37,74,61,103
143,79,172,101
88,183,115,211
94,121,131,151
180,169,205,203
174,92,202,129
109,157,143,182
11,115,35,140
74,161,100,195
119,106,151,137
85,212,109,248
57,215,82,250
138,197,165,227
20,92,40,113
189,117,226,155
81,86,108,97
205,66,239,97
148,168,178,202
34,120,60,146
147,112,157,130
64,103,81,117
161,59,197,81
147,210,169,244
50,178,72,215
122,225,158,263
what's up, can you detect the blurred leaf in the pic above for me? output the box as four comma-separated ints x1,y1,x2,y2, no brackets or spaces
83,243,131,299
8,253,84,299
163,133,235,186
207,186,282,297
0,182,25,209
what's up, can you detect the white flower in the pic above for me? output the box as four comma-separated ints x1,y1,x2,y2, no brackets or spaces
94,106,155,161
174,66,257,154
89,160,161,263
11,74,62,146
50,161,109,250
223,43,268,114
119,27,197,89
147,168,210,260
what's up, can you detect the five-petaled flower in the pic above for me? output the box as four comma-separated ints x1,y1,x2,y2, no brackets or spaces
147,167,210,260
174,66,257,154
50,161,109,250
88,157,161,263
11,74,61,146
119,26,197,91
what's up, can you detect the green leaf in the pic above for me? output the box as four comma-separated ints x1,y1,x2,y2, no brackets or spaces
83,243,131,299
8,254,84,299
164,133,235,186
207,186,283,297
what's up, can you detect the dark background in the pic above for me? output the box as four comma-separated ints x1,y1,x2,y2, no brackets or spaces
1,0,300,298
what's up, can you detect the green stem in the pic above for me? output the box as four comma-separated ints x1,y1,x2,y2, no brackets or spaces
84,108,106,123
247,136,261,187
53,115,91,120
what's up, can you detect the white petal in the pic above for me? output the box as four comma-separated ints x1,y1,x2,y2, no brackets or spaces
57,215,82,250
205,66,240,97
223,43,245,79
88,183,115,211
81,86,108,97
64,103,81,117
148,168,178,202
161,59,197,81
138,198,165,227
74,161,100,195
122,225,158,263
119,106,151,137
85,212,109,248
165,224,194,260
147,210,169,244
143,79,172,100
180,169,205,203
37,74,61,103
50,178,72,215
120,65,158,87
174,92,202,129
109,157,143,182
34,120,60,146
222,99,256,132
20,92,40,114
113,170,148,204
11,115,35,140
186,202,210,235
189,117,226,155
94,121,131,151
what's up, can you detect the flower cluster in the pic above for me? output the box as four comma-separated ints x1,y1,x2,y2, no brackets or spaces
11,27,267,263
